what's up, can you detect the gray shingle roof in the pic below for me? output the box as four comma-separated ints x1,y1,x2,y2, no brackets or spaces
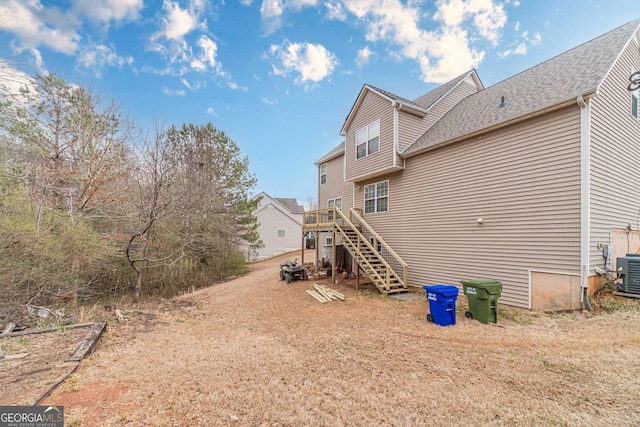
315,141,344,164
403,19,640,156
275,198,304,214
413,70,480,109
365,84,423,109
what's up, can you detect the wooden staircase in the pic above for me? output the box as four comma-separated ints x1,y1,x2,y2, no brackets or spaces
304,207,408,295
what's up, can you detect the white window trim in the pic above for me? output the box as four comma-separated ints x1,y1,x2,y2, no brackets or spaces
320,163,327,185
355,119,380,160
364,180,389,214
326,236,333,246
327,197,342,210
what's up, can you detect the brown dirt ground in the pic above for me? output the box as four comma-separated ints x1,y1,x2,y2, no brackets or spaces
4,251,640,426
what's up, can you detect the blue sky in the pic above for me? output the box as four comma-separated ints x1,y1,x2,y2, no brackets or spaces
0,0,638,206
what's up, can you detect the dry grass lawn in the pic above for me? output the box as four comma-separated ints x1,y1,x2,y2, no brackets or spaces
37,251,640,426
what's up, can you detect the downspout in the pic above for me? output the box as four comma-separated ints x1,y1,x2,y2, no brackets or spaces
578,94,593,311
392,101,399,168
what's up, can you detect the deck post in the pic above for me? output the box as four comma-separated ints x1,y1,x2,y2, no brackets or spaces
315,232,319,273
301,232,305,266
331,230,336,284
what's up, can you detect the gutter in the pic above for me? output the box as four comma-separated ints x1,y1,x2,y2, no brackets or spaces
392,101,399,168
577,94,594,310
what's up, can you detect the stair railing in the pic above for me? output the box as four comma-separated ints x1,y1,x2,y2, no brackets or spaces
333,207,406,289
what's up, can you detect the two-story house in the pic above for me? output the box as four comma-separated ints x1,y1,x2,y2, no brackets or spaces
251,192,304,261
305,19,640,311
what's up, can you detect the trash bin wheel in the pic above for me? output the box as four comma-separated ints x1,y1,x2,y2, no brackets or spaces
426,313,433,323
465,311,473,319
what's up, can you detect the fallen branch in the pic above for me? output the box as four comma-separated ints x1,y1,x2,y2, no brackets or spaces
0,322,95,339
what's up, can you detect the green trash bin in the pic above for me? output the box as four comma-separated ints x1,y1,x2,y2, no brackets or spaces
460,279,502,324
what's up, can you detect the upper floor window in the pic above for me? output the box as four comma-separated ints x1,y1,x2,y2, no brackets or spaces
364,181,388,214
278,229,285,237
356,120,380,159
320,163,327,184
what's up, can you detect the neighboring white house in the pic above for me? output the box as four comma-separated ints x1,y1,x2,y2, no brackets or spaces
250,192,304,261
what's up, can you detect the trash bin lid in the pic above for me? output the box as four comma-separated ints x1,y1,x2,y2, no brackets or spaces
423,284,459,298
460,279,502,294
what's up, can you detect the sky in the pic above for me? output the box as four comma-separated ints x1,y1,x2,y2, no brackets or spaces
0,0,639,206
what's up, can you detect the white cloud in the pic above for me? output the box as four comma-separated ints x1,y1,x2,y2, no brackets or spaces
162,86,186,96
0,59,37,100
434,0,507,44
498,30,541,59
0,0,80,54
288,0,318,11
73,0,143,23
261,97,277,105
321,0,507,83
355,46,373,67
206,107,218,115
259,0,318,34
77,43,134,77
260,0,284,35
161,0,200,40
324,2,347,20
267,41,338,86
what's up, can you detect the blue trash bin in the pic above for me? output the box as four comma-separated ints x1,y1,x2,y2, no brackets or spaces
422,285,459,326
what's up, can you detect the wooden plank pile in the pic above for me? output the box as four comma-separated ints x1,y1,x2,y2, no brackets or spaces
306,283,345,303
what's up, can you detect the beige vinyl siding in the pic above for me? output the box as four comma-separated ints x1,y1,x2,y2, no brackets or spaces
354,106,582,308
398,82,480,154
398,112,426,154
319,153,353,211
590,36,640,270
345,91,395,182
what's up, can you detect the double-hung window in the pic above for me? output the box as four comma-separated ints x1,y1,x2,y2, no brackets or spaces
320,163,327,184
356,120,380,159
327,197,342,221
364,181,388,214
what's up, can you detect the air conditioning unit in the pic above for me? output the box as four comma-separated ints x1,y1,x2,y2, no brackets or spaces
616,255,640,294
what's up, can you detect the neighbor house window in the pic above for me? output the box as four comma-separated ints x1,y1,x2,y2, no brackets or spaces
364,181,388,214
320,163,327,184
356,120,380,159
278,229,285,237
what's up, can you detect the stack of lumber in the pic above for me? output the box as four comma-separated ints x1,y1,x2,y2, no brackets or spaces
306,283,345,303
